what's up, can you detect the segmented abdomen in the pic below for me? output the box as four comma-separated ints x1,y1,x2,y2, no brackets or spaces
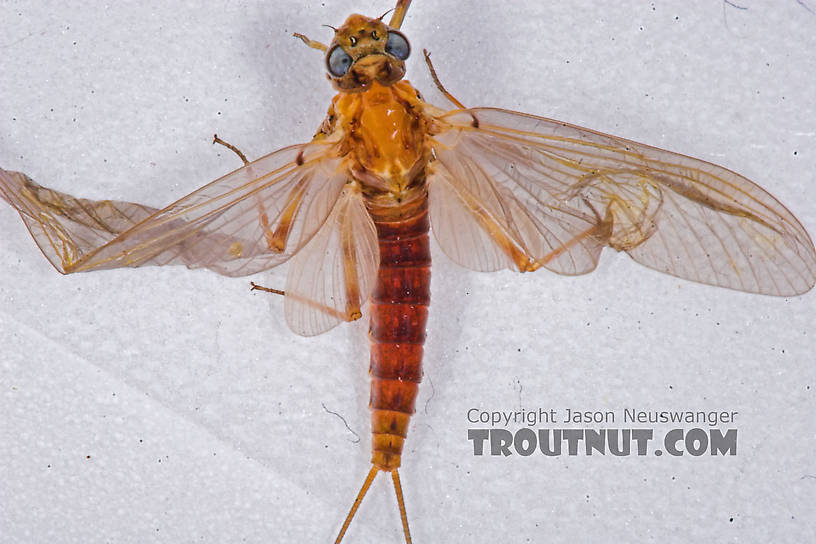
368,198,431,470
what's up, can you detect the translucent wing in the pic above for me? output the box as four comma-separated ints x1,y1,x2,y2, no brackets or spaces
0,141,347,277
284,184,379,336
428,107,816,295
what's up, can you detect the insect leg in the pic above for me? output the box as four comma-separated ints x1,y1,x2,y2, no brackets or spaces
388,0,412,29
249,282,285,296
422,49,467,110
335,466,379,544
250,283,353,322
293,33,328,52
436,167,537,271
214,132,295,260
212,134,249,165
259,179,308,252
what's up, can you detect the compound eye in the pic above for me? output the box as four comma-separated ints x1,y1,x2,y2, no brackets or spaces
385,31,410,60
327,45,353,77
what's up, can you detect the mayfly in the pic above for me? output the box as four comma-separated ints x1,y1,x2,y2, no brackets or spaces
2,1,815,542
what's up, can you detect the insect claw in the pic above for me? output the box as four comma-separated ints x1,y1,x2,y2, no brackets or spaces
293,32,328,52
249,282,285,296
212,133,250,165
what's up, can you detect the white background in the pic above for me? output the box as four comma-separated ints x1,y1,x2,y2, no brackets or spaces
1,1,815,542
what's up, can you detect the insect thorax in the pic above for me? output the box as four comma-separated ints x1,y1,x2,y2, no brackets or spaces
326,80,430,202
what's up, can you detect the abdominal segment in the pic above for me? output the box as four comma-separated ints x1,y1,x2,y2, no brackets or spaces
368,198,431,470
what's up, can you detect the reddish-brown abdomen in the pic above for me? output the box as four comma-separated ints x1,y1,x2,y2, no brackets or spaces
368,199,431,470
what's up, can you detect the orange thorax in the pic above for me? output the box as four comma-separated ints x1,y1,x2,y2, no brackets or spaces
334,80,426,195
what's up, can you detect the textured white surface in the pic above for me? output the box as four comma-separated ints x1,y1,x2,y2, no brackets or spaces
1,1,815,542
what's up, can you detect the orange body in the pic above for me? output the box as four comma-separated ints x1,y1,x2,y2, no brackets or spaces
368,201,430,470
332,80,432,470
6,4,812,543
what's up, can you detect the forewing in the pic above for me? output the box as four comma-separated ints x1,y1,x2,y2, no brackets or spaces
429,107,816,295
0,142,347,277
429,131,604,275
284,184,379,336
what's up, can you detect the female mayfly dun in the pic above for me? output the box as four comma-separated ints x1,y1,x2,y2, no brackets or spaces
1,1,815,542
